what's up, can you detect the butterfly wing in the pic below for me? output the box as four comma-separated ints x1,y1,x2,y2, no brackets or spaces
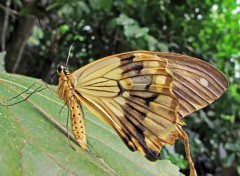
70,51,227,161
154,52,228,117
72,52,184,161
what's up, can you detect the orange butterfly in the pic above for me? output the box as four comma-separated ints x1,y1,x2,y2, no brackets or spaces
57,51,228,176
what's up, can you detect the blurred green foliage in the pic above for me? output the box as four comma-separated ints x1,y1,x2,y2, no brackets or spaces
1,0,239,175
0,51,6,72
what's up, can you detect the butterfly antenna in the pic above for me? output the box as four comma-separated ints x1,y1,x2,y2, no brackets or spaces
65,43,74,67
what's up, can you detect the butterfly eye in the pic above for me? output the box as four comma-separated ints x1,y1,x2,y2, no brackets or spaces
57,65,64,74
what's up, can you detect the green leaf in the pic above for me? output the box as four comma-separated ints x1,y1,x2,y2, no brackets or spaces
124,25,149,38
116,14,135,26
223,153,236,168
89,0,112,11
59,24,70,34
157,43,169,52
0,73,182,176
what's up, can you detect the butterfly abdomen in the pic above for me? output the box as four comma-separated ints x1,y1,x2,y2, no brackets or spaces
69,96,87,149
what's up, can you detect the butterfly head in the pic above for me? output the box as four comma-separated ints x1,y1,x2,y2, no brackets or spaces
57,65,70,76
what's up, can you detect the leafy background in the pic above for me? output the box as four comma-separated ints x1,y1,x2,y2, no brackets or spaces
0,0,239,175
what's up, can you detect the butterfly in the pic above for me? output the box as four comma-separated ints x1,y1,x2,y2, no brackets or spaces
57,51,228,176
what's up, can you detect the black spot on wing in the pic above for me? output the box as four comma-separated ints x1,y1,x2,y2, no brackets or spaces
130,91,159,107
145,148,160,161
117,81,124,96
144,93,158,107
119,54,135,65
122,62,144,74
144,76,152,90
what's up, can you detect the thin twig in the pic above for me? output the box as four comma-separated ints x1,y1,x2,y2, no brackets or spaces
0,0,11,50
0,3,19,16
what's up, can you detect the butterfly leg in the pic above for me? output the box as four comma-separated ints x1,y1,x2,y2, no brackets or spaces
178,127,197,176
1,82,46,106
64,102,76,150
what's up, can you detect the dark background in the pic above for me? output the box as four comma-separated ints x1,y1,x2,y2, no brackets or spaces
0,0,239,175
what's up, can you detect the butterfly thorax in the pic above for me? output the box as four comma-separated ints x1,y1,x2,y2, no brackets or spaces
57,65,74,104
